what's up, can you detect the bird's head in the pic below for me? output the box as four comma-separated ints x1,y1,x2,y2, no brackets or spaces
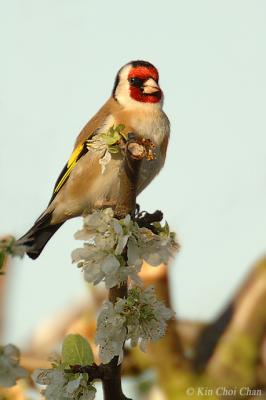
113,60,163,108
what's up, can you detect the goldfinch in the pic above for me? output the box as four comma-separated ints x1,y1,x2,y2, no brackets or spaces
18,60,170,259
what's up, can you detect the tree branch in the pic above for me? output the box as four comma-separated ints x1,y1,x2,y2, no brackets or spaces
99,136,151,400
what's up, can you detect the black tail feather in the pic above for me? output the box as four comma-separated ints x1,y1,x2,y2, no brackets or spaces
17,213,63,259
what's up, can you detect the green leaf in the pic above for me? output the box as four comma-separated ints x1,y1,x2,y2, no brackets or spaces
138,379,154,393
115,124,125,133
120,131,128,140
163,221,170,236
101,131,120,146
6,238,15,255
108,146,119,154
62,334,93,367
151,221,162,235
152,221,171,237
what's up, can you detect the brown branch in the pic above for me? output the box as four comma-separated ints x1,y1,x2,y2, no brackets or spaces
204,256,266,387
101,282,129,400
147,266,189,399
194,256,266,374
193,302,234,371
114,136,144,218
98,136,150,400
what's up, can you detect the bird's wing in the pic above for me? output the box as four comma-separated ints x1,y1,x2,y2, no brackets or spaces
74,98,120,147
47,98,120,206
47,139,91,206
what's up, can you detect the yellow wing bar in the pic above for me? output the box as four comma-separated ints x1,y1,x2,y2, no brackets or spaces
54,143,84,194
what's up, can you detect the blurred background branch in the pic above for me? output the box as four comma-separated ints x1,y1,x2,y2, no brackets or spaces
2,254,265,399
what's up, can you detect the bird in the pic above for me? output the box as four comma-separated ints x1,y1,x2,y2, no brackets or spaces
17,60,170,259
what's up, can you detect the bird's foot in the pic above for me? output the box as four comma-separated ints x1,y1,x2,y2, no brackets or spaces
126,133,156,160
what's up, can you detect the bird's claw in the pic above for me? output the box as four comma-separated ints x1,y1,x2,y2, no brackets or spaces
125,133,156,160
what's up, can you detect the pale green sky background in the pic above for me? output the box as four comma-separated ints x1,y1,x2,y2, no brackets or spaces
1,0,266,360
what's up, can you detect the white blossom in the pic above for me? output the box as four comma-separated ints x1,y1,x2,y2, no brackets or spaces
95,302,127,364
0,236,26,258
32,367,96,400
86,136,109,174
95,286,174,364
72,209,177,289
72,210,140,288
0,344,27,387
86,124,125,173
32,334,95,400
99,150,112,173
128,226,175,268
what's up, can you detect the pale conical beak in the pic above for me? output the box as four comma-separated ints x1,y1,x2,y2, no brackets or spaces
142,78,160,94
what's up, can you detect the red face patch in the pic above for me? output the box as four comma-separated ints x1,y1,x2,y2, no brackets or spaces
128,66,159,81
128,66,162,103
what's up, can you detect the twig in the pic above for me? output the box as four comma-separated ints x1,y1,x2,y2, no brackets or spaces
101,282,129,400
100,136,147,400
95,136,151,400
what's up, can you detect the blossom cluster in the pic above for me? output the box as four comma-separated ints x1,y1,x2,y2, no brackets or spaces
95,286,174,364
31,209,176,398
72,208,176,289
33,368,96,400
32,334,96,400
0,236,25,273
86,124,126,173
0,344,27,387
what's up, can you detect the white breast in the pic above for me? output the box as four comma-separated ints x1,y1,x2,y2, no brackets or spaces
129,108,170,145
119,108,170,193
93,108,170,197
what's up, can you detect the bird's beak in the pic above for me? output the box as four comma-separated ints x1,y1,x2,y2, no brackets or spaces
142,78,160,94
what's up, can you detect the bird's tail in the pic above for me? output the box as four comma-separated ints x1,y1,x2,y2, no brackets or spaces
17,212,63,259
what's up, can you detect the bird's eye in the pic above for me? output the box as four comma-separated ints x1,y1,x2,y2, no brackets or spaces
129,77,144,87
